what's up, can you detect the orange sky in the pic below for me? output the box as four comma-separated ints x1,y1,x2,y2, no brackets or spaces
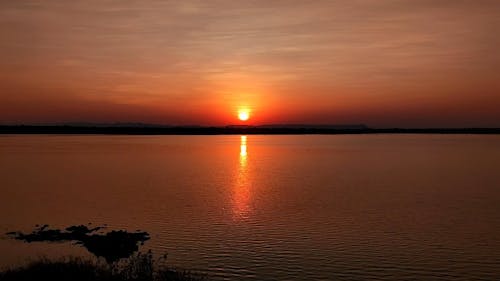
1,1,499,127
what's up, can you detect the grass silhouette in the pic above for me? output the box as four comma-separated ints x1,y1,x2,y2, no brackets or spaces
0,252,207,281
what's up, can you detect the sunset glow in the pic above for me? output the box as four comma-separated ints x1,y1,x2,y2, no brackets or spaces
0,1,499,127
1,1,500,278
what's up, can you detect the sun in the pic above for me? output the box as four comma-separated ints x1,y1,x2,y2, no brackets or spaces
238,109,250,121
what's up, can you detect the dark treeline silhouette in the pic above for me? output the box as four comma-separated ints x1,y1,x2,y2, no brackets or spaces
1,125,499,135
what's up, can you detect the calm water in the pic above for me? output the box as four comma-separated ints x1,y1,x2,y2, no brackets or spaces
1,134,500,280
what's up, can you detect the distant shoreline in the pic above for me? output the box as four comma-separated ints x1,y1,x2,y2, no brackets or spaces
1,125,500,135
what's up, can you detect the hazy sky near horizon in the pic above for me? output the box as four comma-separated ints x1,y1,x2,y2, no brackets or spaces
1,0,499,127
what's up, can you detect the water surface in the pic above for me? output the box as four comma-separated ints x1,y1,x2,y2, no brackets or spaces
1,135,500,280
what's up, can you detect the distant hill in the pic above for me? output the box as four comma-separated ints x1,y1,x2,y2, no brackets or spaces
256,124,368,130
25,122,172,128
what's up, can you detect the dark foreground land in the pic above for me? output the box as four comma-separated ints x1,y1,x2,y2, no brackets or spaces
1,125,499,135
2,225,207,281
0,254,206,281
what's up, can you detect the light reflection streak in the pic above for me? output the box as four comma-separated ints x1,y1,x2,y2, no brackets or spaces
240,135,247,160
233,135,251,220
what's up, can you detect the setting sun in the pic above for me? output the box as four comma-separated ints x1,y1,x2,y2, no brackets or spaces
238,110,250,121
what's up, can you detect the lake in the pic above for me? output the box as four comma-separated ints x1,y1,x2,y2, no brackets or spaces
1,134,500,280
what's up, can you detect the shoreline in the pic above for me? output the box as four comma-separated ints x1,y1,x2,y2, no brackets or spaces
1,126,500,135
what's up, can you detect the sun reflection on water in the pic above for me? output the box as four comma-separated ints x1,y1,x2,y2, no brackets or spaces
233,135,251,220
240,135,247,160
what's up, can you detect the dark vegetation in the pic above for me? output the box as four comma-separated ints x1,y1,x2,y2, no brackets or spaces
3,225,207,281
1,125,499,135
0,252,207,281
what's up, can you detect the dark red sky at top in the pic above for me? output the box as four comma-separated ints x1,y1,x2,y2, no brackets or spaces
1,1,499,127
